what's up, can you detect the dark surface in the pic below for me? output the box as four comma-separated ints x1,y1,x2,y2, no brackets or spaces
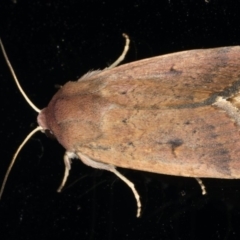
1,0,240,239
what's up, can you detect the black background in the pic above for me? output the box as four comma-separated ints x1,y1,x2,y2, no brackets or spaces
1,0,240,239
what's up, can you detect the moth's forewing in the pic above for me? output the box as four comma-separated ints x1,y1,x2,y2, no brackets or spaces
44,47,240,178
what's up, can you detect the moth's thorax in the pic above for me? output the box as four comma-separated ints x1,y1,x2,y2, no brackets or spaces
36,81,111,151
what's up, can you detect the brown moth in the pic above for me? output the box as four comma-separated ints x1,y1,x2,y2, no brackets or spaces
1,35,240,217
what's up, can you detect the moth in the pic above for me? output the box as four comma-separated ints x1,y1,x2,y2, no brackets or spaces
1,34,240,217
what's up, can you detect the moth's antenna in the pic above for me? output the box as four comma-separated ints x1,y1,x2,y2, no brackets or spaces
0,126,43,199
0,39,41,113
0,39,43,199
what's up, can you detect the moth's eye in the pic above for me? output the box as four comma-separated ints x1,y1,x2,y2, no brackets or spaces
44,129,56,139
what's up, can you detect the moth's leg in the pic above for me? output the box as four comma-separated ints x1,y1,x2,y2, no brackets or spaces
57,151,77,192
77,152,141,218
108,33,130,69
195,178,207,195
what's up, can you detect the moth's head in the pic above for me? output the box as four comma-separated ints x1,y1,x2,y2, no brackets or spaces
37,108,48,129
37,108,56,139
